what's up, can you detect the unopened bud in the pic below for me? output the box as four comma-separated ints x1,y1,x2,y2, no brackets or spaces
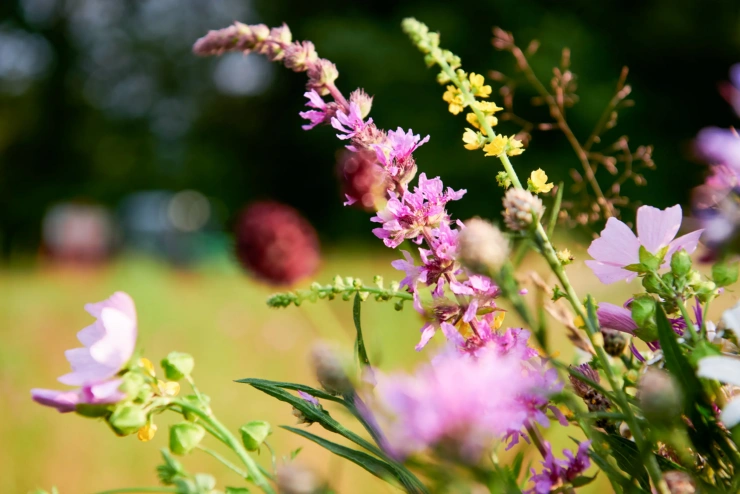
662,471,697,494
713,261,739,287
108,404,148,436
457,218,510,275
638,369,683,425
276,463,321,494
349,89,374,119
631,296,658,342
240,420,272,451
161,352,194,381
169,422,205,455
601,328,629,356
642,273,661,294
311,343,353,395
502,188,544,231
284,41,318,72
670,250,692,278
569,364,611,427
307,59,339,95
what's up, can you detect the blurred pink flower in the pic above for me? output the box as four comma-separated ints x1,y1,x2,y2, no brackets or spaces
31,292,137,413
586,205,703,284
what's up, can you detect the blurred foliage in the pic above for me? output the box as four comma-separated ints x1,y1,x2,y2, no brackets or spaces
1,0,739,259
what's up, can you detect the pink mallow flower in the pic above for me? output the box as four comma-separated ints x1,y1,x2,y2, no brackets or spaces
370,344,558,461
586,205,703,284
31,292,137,412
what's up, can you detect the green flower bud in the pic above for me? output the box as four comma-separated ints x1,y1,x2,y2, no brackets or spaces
108,404,148,436
642,273,662,294
169,422,205,455
161,352,195,381
670,250,692,278
75,403,112,418
638,369,683,425
120,371,153,403
240,420,271,451
631,296,655,328
713,261,739,288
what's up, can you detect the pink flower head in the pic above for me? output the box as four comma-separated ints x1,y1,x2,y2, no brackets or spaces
31,292,137,413
331,102,372,140
373,127,430,186
299,90,329,130
370,345,558,460
450,274,500,323
371,173,466,248
527,441,591,494
586,205,703,284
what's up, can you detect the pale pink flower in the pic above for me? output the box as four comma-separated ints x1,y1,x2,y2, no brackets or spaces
586,205,703,284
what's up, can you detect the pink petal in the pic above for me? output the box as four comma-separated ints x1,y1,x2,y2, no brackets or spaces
415,323,436,351
636,205,682,253
587,218,640,267
666,229,704,260
82,379,125,404
440,322,465,346
88,307,137,370
84,292,136,321
584,260,636,285
31,388,80,413
597,302,637,335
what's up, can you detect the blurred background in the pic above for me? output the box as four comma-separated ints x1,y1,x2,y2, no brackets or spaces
1,0,740,492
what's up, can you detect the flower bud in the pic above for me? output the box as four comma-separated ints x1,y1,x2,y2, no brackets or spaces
240,420,272,451
284,41,318,72
569,364,611,427
662,471,697,494
601,328,629,357
670,250,692,278
311,342,353,395
108,404,148,436
169,422,205,455
234,201,320,285
502,188,545,231
276,463,322,494
161,352,195,381
638,369,683,425
307,59,339,95
631,296,657,341
642,273,661,294
349,89,374,119
120,371,153,402
337,150,388,211
457,218,510,275
712,261,739,288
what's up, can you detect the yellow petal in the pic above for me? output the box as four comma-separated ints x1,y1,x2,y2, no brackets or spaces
493,312,506,329
139,358,156,377
158,380,180,397
137,423,157,442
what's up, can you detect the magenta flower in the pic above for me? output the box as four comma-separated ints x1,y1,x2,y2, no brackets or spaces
331,102,372,140
695,127,740,171
31,292,137,413
586,205,703,284
450,275,500,322
299,90,330,130
527,441,591,494
597,302,637,335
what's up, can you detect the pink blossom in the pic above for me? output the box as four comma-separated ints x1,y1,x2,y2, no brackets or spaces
373,127,430,186
586,205,703,284
450,275,500,322
299,90,330,130
31,292,137,413
695,127,740,171
331,102,372,140
527,441,591,494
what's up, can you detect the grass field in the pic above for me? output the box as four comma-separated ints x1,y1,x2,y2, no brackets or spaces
2,245,731,493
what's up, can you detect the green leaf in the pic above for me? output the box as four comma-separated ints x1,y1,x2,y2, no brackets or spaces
623,263,647,273
290,446,303,460
571,474,598,487
594,432,650,491
282,426,427,494
225,488,250,494
353,293,371,369
639,245,661,271
235,378,345,404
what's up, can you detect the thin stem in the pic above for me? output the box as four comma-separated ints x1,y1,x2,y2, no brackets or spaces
186,375,206,403
174,400,275,494
326,83,349,109
197,445,249,479
525,421,548,458
264,440,278,476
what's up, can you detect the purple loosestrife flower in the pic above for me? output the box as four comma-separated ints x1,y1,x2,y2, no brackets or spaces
450,275,501,323
331,102,372,141
586,205,703,284
371,173,466,248
31,292,137,413
299,90,334,130
374,128,430,187
370,344,558,461
527,441,591,494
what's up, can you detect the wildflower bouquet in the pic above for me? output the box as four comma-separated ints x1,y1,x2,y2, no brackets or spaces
30,17,740,494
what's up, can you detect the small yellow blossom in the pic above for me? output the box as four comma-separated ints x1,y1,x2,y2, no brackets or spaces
137,423,157,442
442,85,464,115
506,136,524,156
557,249,574,265
475,101,504,114
462,128,482,150
574,314,585,328
483,135,508,157
493,311,506,329
157,380,180,397
465,112,498,133
528,168,554,194
469,72,492,98
139,358,156,377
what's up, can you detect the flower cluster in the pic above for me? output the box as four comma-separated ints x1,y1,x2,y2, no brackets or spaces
527,441,591,494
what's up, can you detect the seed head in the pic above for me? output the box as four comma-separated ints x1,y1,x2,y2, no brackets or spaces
457,218,510,275
502,188,544,231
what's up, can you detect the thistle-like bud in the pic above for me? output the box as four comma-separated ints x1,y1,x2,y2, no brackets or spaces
502,188,545,231
311,342,353,395
337,149,388,211
662,471,697,494
349,89,374,119
234,201,320,286
307,59,339,95
638,369,683,425
276,463,322,494
457,218,510,275
284,41,318,72
601,328,629,356
569,363,611,427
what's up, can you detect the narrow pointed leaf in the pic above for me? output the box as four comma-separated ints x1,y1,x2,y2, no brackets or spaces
353,293,372,369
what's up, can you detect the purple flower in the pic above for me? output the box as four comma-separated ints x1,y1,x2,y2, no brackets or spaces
373,128,430,186
450,275,500,322
695,127,740,171
597,302,637,335
31,292,137,413
586,205,703,284
370,344,559,461
527,441,591,494
331,102,372,140
299,90,330,130
371,173,466,248
297,390,320,406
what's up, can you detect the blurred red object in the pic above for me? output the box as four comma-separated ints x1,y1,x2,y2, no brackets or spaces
234,201,320,285
42,203,114,264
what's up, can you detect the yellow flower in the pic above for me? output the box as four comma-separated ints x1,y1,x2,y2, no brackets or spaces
469,73,492,98
137,423,157,442
528,168,554,194
139,358,156,377
465,112,498,133
443,85,464,115
475,101,504,114
462,128,482,150
557,249,574,265
157,380,180,397
505,136,524,156
493,311,506,329
574,314,585,328
483,135,508,157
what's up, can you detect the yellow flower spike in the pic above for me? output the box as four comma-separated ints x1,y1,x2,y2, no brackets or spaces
493,311,506,329
505,136,524,156
465,112,480,129
137,422,157,442
462,129,482,150
527,168,554,194
475,101,504,114
157,380,180,397
139,358,156,377
483,135,508,157
557,249,574,265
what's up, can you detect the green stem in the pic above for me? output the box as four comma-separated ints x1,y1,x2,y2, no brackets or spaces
197,445,249,479
94,489,177,494
174,400,275,494
651,271,699,341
